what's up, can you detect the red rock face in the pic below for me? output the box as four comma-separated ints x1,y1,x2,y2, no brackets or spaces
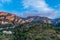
0,12,28,25
6,15,15,21
0,12,18,25
0,12,7,16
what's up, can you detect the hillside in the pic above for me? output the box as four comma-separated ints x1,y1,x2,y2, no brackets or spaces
0,12,28,25
13,22,60,40
0,12,29,28
0,12,60,27
0,12,60,40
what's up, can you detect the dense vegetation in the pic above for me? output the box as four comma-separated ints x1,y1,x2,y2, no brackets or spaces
13,22,60,40
0,22,60,40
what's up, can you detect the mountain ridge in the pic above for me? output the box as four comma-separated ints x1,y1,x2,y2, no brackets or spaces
0,12,60,27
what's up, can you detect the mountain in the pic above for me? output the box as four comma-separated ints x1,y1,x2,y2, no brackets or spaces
26,16,53,24
0,12,55,25
0,12,60,40
0,12,29,25
52,18,60,27
0,12,60,27
26,16,60,27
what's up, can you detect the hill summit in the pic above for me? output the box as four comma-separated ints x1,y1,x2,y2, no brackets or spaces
0,12,60,27
0,12,28,25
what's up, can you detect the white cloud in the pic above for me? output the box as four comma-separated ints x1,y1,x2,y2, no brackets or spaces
22,0,54,12
21,0,58,18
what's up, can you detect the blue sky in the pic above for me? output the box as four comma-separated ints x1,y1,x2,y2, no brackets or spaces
0,0,60,19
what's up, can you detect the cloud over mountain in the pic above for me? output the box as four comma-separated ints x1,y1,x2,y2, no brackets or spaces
21,0,58,18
